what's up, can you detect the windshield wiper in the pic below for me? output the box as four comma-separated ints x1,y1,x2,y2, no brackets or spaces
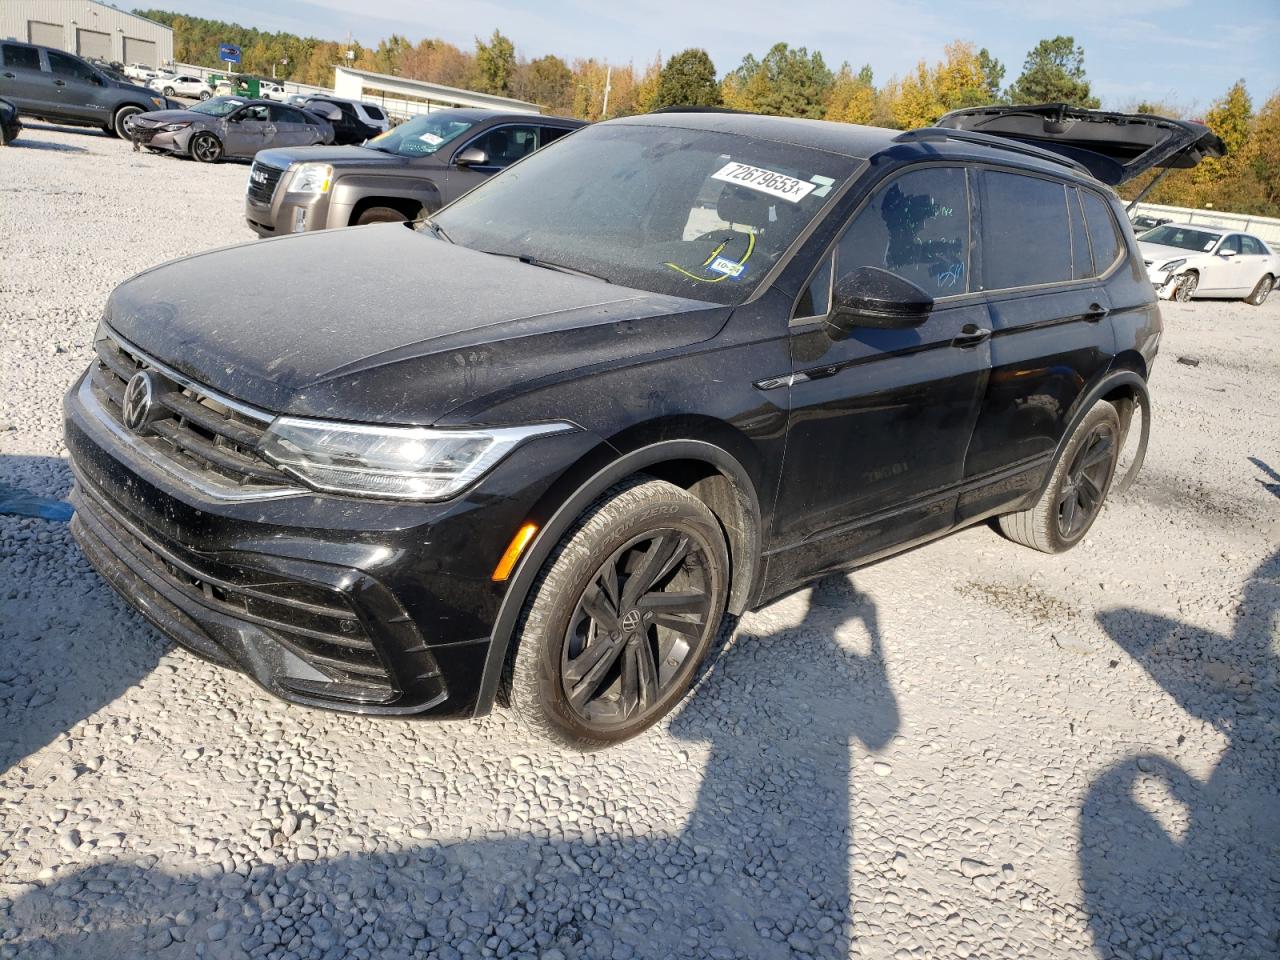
483,252,611,283
420,219,453,243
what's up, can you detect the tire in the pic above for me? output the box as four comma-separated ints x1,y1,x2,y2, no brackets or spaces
198,90,211,101
353,205,410,226
111,105,142,140
189,132,222,163
997,401,1122,554
1245,274,1273,306
1174,271,1198,303
163,86,175,97
507,478,730,749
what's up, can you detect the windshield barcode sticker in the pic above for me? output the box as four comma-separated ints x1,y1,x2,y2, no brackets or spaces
712,162,817,203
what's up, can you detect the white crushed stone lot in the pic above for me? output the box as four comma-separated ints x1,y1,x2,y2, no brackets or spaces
1,124,1278,960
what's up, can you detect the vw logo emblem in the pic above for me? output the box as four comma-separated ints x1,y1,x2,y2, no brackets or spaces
122,371,156,434
621,610,642,632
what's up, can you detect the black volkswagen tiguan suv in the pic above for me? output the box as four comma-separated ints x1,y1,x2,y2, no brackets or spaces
64,105,1223,747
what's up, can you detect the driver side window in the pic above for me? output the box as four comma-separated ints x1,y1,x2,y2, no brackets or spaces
836,166,972,298
1219,235,1241,255
240,105,269,122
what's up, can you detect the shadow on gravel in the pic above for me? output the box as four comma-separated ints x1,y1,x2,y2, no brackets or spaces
2,575,899,960
0,455,170,779
1080,549,1280,959
1248,456,1280,499
7,140,89,154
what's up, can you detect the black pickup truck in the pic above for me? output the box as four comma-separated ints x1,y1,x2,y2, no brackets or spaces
245,107,583,234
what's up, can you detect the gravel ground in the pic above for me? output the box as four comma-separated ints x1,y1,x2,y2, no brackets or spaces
2,124,1278,960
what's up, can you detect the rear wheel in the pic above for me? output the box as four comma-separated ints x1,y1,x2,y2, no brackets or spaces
1245,274,1274,306
508,478,729,749
353,205,410,226
997,402,1121,554
1174,271,1199,303
198,89,211,101
111,105,142,140
189,132,222,163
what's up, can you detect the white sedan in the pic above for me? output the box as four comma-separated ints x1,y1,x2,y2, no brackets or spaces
1140,224,1278,306
148,74,211,100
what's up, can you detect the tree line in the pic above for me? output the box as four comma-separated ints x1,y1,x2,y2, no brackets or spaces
135,9,1278,216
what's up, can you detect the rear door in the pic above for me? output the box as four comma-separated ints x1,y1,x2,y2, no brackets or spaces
267,104,317,148
771,164,992,582
1239,235,1274,293
958,169,1117,521
0,43,51,114
46,49,111,124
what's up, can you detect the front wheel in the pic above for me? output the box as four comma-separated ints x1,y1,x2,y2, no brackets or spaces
112,105,142,140
1174,271,1199,303
163,86,175,97
189,132,222,163
997,401,1121,554
1245,274,1273,306
353,205,409,226
508,478,729,749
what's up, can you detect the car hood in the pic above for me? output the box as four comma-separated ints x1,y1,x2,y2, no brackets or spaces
105,225,730,425
131,108,210,124
1137,241,1208,262
254,144,409,170
109,78,163,99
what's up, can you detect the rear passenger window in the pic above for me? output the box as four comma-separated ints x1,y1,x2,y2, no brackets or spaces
363,105,385,120
540,126,571,146
837,166,971,297
1080,191,1123,273
1241,236,1267,256
1068,188,1093,280
2,45,41,71
981,171,1072,289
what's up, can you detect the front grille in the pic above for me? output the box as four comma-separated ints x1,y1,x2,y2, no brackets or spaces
130,124,161,145
89,333,291,492
73,479,396,699
247,160,285,204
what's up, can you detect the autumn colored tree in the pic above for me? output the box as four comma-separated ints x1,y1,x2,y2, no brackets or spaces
515,54,574,113
399,39,472,88
723,44,833,119
882,41,999,129
825,63,875,125
652,49,721,109
1005,36,1100,107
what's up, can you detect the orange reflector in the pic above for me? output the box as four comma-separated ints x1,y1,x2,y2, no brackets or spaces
492,522,538,582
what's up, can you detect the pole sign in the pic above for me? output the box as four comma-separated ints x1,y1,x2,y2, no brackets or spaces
218,43,242,64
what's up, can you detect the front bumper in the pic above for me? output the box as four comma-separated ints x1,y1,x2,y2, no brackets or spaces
63,367,591,718
245,168,333,237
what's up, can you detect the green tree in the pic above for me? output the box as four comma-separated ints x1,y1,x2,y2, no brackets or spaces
722,43,833,119
473,29,516,96
516,54,574,113
978,48,1005,102
652,48,721,109
1005,35,1100,107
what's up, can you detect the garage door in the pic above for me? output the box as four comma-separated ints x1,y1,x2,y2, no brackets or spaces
76,29,111,62
123,37,157,67
27,21,63,48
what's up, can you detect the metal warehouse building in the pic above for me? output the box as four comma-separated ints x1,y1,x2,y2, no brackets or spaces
1,0,173,68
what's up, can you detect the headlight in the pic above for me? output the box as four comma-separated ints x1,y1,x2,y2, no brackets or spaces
259,418,573,500
289,163,333,195
161,121,191,132
1158,258,1186,272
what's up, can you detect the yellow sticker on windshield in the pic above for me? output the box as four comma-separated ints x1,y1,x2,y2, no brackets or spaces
712,162,817,203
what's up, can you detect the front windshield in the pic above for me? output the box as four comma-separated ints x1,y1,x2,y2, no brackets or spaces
433,123,858,305
188,96,246,118
1140,224,1221,251
366,114,475,157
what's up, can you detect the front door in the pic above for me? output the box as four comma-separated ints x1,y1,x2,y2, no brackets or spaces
769,165,991,586
46,50,111,124
223,104,273,158
444,124,543,202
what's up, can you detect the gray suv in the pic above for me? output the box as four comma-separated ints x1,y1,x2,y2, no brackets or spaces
0,41,169,139
245,108,583,235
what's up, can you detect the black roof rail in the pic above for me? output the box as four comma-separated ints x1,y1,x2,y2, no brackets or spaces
894,126,1094,176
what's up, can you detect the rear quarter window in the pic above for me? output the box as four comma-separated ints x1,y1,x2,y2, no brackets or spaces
1080,191,1123,274
980,170,1072,290
362,105,385,120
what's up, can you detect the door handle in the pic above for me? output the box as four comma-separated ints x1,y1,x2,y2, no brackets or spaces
53,79,66,87
952,324,991,347
1083,302,1110,322
1,72,15,79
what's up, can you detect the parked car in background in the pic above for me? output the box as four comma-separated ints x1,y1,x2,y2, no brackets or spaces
0,40,171,139
1139,224,1278,305
285,93,312,108
122,62,158,81
259,80,287,102
71,105,1220,746
129,97,333,163
298,95,383,145
246,108,582,234
1130,213,1171,232
0,96,20,144
314,94,389,133
149,74,209,100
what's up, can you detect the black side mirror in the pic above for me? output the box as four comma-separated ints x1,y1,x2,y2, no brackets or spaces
455,146,488,167
829,266,934,331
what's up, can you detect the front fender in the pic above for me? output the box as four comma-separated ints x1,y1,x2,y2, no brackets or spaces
328,174,443,227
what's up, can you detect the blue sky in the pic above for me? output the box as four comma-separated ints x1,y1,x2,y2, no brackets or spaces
152,0,1280,111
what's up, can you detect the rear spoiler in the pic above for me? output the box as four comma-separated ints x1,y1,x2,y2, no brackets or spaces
930,104,1225,187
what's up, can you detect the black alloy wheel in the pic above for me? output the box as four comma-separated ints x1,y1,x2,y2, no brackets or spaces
1056,420,1116,540
190,132,222,163
560,528,715,729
